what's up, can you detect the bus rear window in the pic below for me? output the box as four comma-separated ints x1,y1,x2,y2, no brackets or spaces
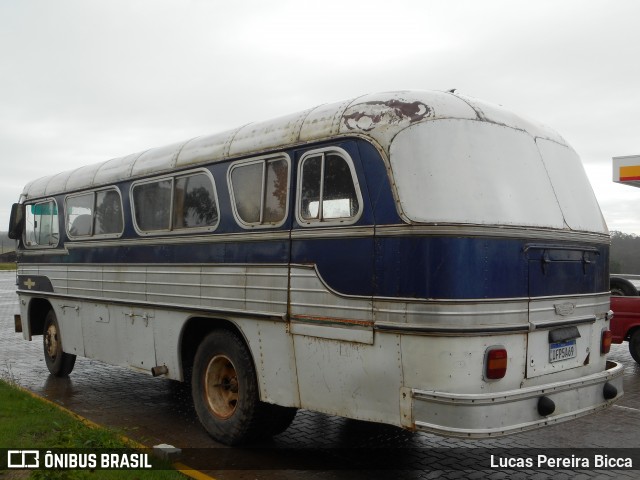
389,119,605,231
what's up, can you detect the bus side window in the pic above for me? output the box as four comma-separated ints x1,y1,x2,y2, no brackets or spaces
65,188,124,239
230,162,262,223
133,179,172,232
66,193,94,237
94,189,124,235
132,171,218,234
298,149,361,225
24,199,59,248
229,156,289,228
173,172,218,229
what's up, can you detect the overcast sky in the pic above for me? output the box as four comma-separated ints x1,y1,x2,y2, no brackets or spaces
1,0,639,235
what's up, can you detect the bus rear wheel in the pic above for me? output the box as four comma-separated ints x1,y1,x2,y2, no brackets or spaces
43,310,76,377
192,330,264,445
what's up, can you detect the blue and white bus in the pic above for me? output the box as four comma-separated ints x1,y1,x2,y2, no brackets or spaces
8,90,623,445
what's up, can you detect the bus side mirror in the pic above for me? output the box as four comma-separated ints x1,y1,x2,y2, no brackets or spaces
8,203,25,240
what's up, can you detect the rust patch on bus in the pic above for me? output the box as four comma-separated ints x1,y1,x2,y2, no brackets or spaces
291,314,374,328
343,100,433,131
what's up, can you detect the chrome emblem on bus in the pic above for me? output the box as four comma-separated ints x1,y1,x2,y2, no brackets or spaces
554,302,576,316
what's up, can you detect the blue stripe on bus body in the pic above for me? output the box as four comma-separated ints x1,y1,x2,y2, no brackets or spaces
22,236,609,300
372,237,609,299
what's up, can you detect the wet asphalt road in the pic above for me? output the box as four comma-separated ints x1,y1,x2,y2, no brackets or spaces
1,270,640,479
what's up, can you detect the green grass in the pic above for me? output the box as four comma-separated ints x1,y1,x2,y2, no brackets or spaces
0,379,185,479
0,263,16,271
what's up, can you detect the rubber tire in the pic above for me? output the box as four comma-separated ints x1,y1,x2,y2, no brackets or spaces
192,330,267,445
629,330,640,365
610,277,638,296
43,310,76,377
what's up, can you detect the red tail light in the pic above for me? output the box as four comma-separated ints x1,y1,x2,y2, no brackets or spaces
601,329,612,355
485,346,507,380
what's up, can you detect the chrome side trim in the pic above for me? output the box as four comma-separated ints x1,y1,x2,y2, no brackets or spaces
531,315,596,330
375,224,610,244
290,225,374,239
16,289,286,322
530,291,610,301
63,226,378,249
65,230,291,249
375,322,530,335
21,248,69,256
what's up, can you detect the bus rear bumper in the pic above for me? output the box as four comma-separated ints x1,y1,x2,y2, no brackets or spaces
403,361,624,438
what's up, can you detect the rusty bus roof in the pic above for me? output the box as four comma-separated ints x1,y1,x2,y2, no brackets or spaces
20,90,566,200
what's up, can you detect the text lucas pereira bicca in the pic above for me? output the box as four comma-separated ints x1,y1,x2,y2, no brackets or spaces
490,454,633,469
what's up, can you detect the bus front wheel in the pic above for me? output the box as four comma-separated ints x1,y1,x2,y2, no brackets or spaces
43,310,76,377
192,330,264,445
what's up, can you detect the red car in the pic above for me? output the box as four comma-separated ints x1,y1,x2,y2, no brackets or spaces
610,276,640,364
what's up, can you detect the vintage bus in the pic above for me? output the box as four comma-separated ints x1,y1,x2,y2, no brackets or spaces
8,90,624,445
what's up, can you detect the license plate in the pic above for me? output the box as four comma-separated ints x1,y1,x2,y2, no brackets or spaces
549,339,577,363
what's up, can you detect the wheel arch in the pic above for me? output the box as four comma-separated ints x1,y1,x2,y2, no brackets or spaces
179,316,252,382
27,297,54,337
179,315,300,407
